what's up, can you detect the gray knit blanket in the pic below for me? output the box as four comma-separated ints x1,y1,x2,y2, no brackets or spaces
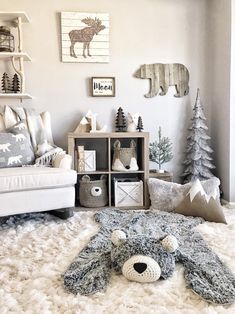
64,209,235,304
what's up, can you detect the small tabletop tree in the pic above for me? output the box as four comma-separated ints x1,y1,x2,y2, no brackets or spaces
12,73,20,93
149,127,173,172
136,116,144,132
115,107,126,132
1,72,11,93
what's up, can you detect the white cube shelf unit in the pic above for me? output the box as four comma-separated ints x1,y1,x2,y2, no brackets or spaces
68,132,149,209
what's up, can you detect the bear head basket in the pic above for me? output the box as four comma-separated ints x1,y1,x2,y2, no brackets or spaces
79,175,108,207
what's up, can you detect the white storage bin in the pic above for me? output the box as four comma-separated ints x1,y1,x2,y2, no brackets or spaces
114,180,143,207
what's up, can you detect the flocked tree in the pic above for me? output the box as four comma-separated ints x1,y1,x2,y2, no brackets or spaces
12,73,20,93
182,88,215,183
1,72,11,93
136,116,144,132
115,107,126,132
149,126,173,171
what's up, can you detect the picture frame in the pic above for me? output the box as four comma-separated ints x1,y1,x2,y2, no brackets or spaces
91,77,115,97
61,12,109,63
84,150,96,171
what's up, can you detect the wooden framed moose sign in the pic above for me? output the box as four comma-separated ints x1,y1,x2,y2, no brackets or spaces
61,12,109,63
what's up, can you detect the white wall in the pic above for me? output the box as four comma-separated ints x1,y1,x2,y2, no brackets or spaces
230,0,235,201
0,0,209,181
207,0,235,202
206,0,231,201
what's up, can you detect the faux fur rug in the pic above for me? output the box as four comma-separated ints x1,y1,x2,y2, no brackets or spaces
64,209,235,304
0,208,235,313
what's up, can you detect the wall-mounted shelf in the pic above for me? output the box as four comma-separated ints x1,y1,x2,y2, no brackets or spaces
0,93,32,99
0,52,31,61
68,132,149,209
0,12,29,23
0,11,32,99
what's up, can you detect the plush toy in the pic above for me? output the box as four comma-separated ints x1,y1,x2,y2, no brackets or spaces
127,112,139,132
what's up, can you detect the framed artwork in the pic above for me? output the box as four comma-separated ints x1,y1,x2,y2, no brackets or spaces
61,12,109,63
91,77,115,97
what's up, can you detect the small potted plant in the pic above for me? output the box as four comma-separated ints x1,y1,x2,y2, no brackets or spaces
149,127,173,173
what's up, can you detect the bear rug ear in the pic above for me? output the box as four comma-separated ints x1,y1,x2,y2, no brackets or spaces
161,235,179,253
111,230,126,246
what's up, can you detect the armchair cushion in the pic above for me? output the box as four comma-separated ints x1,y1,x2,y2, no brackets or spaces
0,121,35,168
0,167,77,193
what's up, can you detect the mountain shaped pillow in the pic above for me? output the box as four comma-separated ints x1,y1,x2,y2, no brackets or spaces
175,179,226,224
148,177,221,212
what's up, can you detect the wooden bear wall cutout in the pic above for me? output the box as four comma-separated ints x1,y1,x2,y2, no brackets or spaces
135,63,189,98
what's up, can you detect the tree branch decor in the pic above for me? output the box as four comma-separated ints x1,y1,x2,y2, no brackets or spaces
149,127,173,172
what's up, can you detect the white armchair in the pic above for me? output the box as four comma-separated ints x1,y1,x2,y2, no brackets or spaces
0,109,77,219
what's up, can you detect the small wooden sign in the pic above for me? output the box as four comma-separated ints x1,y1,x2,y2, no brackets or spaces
91,77,115,97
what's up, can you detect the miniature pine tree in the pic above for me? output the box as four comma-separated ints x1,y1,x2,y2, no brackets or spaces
1,72,11,93
182,88,215,183
12,73,20,93
136,116,144,132
149,126,173,171
115,107,126,132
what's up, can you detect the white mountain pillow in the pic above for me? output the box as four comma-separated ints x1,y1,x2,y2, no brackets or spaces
175,179,226,224
148,177,221,212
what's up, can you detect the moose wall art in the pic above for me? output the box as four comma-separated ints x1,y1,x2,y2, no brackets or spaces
61,12,109,63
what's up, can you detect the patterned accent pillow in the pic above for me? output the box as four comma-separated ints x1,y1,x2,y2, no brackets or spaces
0,121,35,168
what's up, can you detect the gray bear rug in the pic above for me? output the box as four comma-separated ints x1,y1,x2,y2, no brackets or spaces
64,208,235,305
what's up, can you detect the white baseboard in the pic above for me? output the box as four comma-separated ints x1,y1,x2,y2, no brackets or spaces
221,199,235,209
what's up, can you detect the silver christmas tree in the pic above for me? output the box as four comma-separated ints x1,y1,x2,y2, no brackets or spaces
182,88,215,183
149,126,173,171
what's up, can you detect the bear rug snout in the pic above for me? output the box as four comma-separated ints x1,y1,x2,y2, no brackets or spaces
122,255,161,283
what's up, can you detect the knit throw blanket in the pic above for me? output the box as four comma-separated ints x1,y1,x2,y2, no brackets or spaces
64,209,235,304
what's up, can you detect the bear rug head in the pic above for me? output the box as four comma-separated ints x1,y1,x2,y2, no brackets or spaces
111,231,178,283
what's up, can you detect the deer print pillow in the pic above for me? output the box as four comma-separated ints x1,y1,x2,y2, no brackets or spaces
0,121,35,168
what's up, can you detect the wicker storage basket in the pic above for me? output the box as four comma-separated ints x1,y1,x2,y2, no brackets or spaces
79,175,108,207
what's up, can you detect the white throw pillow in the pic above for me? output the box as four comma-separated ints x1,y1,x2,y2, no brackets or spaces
40,111,54,144
3,106,19,128
0,114,5,131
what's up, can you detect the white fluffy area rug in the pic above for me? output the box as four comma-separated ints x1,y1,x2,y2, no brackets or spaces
0,208,235,314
